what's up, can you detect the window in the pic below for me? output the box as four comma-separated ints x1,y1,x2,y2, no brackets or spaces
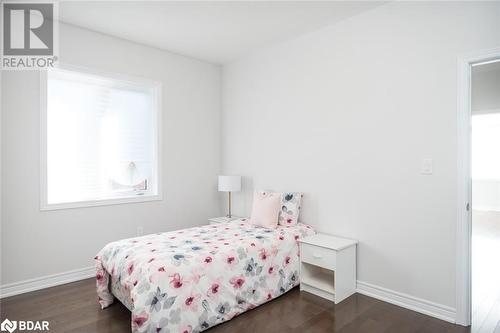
41,66,161,209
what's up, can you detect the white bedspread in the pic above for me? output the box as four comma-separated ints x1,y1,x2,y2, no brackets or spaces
95,219,315,333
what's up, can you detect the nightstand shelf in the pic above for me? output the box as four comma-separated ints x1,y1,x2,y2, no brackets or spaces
301,263,335,300
299,233,357,304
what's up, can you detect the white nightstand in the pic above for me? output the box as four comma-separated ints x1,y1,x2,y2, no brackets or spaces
299,233,357,304
208,216,240,225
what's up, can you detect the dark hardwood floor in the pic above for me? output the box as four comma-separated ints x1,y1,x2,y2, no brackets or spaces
0,278,470,333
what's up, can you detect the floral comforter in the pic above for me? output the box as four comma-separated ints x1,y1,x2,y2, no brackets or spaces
95,219,315,333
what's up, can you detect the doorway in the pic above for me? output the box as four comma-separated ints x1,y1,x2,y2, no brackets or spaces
470,60,500,333
456,48,500,329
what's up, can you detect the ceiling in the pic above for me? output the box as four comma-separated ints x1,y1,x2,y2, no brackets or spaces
59,1,385,64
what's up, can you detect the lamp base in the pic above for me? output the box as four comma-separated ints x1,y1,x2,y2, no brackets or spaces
219,215,239,222
227,191,232,219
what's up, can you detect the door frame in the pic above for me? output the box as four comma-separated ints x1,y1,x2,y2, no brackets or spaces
456,47,500,326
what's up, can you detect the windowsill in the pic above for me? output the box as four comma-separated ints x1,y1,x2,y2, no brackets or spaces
40,194,163,211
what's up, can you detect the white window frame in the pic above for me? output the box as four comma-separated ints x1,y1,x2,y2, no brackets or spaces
40,64,163,211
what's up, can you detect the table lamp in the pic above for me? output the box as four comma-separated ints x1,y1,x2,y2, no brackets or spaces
218,175,241,218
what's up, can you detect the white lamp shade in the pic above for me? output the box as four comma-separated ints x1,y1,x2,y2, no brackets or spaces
218,175,241,192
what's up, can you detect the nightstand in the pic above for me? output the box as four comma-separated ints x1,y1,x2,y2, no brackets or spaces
299,233,357,303
208,216,240,225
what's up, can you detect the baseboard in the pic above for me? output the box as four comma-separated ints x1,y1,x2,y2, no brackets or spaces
0,266,95,299
356,280,456,324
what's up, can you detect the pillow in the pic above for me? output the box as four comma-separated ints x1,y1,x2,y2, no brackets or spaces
250,191,282,229
278,192,303,226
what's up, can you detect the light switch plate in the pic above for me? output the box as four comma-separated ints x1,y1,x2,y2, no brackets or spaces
421,158,433,175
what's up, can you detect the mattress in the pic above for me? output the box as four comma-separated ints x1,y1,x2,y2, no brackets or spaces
95,219,315,333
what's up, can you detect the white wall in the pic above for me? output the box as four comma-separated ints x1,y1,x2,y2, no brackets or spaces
472,180,500,211
222,1,500,311
1,23,221,285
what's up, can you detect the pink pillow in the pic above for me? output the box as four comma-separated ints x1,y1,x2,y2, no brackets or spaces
250,191,282,229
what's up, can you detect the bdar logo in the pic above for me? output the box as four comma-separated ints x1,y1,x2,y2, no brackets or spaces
0,319,17,333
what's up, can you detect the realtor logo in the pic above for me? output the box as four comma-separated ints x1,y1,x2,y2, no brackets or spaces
3,3,53,55
1,1,58,69
0,319,17,333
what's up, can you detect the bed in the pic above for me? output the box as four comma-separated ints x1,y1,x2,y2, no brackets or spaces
95,218,315,333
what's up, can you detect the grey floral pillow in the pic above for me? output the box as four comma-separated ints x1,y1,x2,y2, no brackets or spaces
278,192,302,226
